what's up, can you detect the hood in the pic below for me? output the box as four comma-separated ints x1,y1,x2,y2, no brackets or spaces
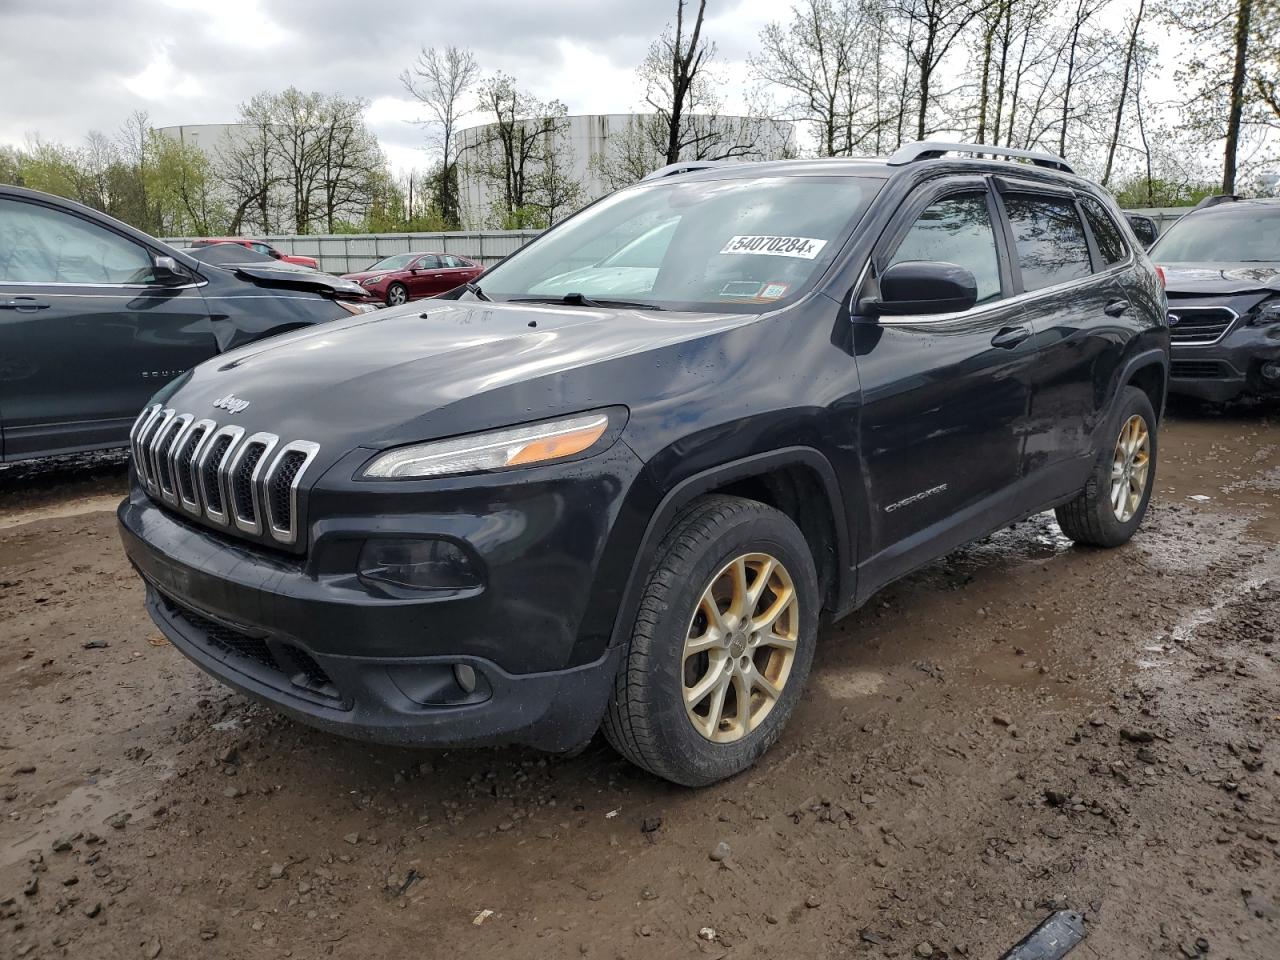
218,262,369,299
164,298,757,455
1158,262,1280,296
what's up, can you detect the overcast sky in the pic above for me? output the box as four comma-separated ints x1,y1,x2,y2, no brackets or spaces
0,0,783,173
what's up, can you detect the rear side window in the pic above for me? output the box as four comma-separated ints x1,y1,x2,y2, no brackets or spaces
1080,196,1127,266
1003,194,1092,292
0,197,155,284
888,192,1002,303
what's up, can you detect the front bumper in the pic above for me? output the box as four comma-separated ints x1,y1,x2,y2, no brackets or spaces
116,439,649,751
1169,323,1280,401
139,577,619,750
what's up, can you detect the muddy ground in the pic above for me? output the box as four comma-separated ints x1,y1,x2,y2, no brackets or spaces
2,402,1279,960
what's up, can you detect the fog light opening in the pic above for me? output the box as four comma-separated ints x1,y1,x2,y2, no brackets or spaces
454,663,477,694
1261,362,1280,381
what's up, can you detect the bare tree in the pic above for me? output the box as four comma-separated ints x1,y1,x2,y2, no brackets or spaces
751,0,872,156
466,74,577,227
400,46,480,227
1102,0,1147,185
895,0,980,140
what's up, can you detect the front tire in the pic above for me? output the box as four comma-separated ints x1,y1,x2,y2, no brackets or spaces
1055,386,1157,547
603,495,819,786
386,283,408,306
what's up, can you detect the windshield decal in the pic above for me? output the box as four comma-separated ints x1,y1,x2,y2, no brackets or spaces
719,235,828,260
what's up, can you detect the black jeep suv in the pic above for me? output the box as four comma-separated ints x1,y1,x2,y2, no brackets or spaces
118,142,1168,786
1148,195,1280,402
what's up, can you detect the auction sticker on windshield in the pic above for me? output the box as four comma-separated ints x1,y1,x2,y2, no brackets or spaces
719,235,828,259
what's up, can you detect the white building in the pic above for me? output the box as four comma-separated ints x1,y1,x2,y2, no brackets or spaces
155,123,252,164
456,113,796,229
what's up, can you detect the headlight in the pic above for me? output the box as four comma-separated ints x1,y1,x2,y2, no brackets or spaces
363,274,385,286
1247,298,1280,326
362,412,613,479
337,300,380,315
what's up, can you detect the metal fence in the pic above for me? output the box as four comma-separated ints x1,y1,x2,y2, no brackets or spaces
161,230,543,276
166,209,1190,277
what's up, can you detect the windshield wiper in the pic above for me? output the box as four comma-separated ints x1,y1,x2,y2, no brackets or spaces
507,292,664,311
464,282,491,301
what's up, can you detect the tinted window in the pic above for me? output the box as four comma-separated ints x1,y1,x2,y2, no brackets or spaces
367,254,416,271
1003,194,1092,291
1149,205,1280,262
481,175,881,312
888,192,1002,303
416,255,441,269
0,198,154,283
442,255,467,268
1080,196,1127,265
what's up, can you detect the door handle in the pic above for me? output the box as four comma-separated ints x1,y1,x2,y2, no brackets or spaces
1104,299,1130,317
0,297,51,312
991,325,1031,349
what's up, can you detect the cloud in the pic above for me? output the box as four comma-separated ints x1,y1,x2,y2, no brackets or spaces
0,0,772,171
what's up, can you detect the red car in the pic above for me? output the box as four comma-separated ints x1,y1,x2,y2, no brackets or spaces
191,238,319,270
342,252,483,306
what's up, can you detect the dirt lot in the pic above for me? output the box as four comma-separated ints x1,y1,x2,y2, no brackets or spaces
3,403,1280,960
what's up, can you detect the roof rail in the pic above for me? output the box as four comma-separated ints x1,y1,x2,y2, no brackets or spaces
1192,194,1241,210
887,141,1074,175
640,160,728,182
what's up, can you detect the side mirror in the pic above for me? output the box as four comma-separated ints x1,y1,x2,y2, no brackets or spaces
269,250,284,259
152,255,187,285
867,260,978,317
1125,214,1158,249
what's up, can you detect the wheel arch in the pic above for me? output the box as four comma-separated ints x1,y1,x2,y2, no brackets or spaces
608,447,854,652
1118,348,1169,421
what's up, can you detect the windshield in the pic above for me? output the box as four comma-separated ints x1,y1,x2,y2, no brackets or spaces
367,254,417,272
1150,206,1280,262
480,175,882,311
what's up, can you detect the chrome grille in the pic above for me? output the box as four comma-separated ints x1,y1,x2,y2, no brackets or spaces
129,404,320,547
1167,305,1237,345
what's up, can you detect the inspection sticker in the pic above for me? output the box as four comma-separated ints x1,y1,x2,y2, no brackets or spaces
719,235,828,260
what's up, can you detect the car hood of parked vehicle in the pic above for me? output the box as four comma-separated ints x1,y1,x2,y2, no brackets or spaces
155,298,759,456
1159,262,1280,296
184,246,370,299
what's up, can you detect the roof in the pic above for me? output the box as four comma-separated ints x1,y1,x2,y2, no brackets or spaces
639,141,1089,190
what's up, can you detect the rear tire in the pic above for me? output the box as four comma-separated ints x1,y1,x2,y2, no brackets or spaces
602,495,819,786
1055,386,1157,547
386,283,408,306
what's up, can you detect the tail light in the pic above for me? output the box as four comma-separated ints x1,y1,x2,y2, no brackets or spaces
1154,265,1166,289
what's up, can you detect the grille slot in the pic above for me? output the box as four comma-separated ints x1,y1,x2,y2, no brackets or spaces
263,442,321,544
173,419,213,513
163,595,276,669
1171,359,1231,379
157,591,345,704
136,408,318,547
155,414,192,502
232,442,267,523
1167,306,1237,345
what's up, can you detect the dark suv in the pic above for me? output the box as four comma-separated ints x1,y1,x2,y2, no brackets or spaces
0,185,375,461
1147,195,1280,402
118,142,1169,786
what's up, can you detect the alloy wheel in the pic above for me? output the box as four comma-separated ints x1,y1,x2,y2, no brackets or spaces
388,286,407,305
682,552,800,743
1110,413,1150,522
